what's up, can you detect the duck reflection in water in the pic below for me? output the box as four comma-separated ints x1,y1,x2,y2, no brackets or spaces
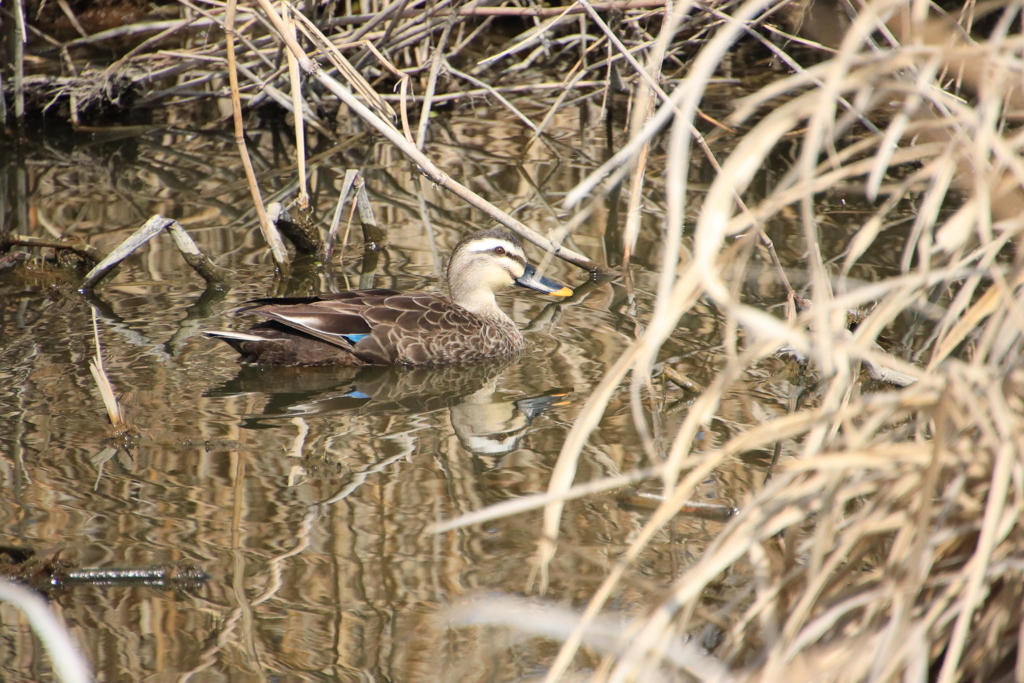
205,359,570,462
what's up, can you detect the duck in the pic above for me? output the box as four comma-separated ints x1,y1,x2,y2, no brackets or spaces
207,228,573,366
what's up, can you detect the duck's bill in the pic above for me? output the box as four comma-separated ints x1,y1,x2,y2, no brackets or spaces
516,264,573,297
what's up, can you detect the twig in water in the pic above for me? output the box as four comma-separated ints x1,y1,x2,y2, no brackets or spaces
165,222,233,286
81,215,232,289
3,235,103,263
355,178,386,247
355,177,385,289
12,0,26,120
80,216,168,289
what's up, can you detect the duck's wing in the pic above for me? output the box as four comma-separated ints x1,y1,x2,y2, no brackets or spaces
363,294,476,329
243,292,402,349
243,292,481,366
358,294,484,365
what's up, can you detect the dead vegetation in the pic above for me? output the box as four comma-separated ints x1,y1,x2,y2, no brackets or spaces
5,0,1024,681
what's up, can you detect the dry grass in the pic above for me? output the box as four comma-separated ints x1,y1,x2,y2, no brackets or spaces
518,0,1024,680
8,0,1024,681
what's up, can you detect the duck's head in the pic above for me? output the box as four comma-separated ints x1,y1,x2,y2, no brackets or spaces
447,228,572,315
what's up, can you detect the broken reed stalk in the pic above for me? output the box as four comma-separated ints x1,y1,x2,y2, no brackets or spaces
165,222,233,285
89,307,125,429
80,216,167,288
355,177,385,247
355,176,384,289
81,215,231,289
620,0,684,266
224,0,290,270
266,202,323,256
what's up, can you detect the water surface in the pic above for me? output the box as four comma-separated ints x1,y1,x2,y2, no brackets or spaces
0,97,905,681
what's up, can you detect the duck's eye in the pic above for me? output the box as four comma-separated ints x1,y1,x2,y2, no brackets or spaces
493,246,506,256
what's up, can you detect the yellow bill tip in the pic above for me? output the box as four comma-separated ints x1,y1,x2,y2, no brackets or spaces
548,286,573,297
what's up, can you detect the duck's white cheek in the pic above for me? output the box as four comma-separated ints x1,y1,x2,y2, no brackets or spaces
491,270,514,289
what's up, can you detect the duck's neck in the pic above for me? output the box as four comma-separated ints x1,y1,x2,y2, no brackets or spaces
452,288,507,321
450,285,515,326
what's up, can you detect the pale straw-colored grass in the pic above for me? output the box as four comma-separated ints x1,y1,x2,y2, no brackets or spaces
432,0,1024,680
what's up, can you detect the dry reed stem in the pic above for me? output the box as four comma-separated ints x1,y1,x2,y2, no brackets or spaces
620,0,681,266
282,5,308,209
563,0,782,209
477,5,581,68
89,308,125,429
449,66,542,133
416,11,457,148
11,0,26,120
81,216,230,289
628,7,1023,682
531,0,778,602
225,0,290,269
325,169,360,261
0,579,93,683
285,8,399,123
525,67,589,147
